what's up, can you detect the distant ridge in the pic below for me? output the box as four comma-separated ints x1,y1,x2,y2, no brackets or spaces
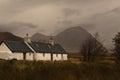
0,32,23,43
31,26,92,53
31,33,50,42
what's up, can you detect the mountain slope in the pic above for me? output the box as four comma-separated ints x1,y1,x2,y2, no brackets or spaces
55,26,91,53
31,33,50,42
0,32,23,43
31,26,92,53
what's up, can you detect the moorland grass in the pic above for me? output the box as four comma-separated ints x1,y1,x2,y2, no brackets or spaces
0,60,119,80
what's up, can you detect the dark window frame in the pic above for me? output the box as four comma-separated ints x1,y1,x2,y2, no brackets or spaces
56,54,58,57
43,53,45,57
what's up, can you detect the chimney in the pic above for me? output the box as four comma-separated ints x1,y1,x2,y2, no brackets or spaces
24,33,31,43
49,37,55,46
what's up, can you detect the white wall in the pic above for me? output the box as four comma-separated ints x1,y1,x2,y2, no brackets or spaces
63,54,68,60
53,54,68,61
37,53,51,61
13,53,34,60
53,54,62,61
0,43,12,53
26,53,34,60
0,43,13,60
12,53,67,61
0,52,13,60
12,53,23,60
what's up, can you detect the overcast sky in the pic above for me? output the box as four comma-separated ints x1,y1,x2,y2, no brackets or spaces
0,0,120,48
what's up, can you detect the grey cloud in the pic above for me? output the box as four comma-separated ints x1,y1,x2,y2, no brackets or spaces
57,8,80,28
81,24,96,31
37,29,46,33
62,8,80,18
109,7,120,13
57,20,73,25
89,7,120,19
10,22,38,28
0,0,54,21
0,22,38,32
0,0,87,20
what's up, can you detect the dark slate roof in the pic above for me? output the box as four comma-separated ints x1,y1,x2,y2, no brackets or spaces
29,42,67,54
48,44,67,54
4,41,33,53
28,42,51,53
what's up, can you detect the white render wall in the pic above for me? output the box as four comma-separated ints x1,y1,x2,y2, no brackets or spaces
0,43,13,60
53,54,68,61
0,43,12,53
12,53,67,61
53,54,62,61
37,53,51,61
0,52,13,60
12,53,23,60
26,53,34,60
12,53,34,60
63,54,68,60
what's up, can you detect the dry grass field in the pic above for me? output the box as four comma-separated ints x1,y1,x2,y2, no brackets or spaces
0,58,119,80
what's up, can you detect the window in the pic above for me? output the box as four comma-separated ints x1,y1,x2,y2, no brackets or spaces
56,54,58,57
29,53,31,56
61,54,63,60
43,53,45,57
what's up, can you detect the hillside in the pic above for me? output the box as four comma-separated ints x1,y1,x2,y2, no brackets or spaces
55,26,91,53
0,32,23,43
31,33,50,42
31,26,92,53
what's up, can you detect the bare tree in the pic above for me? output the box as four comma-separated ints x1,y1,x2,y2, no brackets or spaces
113,32,120,63
80,32,107,62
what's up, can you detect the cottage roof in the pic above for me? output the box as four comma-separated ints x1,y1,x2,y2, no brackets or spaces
4,41,33,53
48,44,66,54
2,41,67,54
28,42,51,53
29,42,67,54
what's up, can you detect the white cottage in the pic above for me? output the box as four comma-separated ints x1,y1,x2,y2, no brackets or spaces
0,34,68,61
28,42,67,61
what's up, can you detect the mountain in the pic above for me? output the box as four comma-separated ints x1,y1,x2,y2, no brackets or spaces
31,26,92,53
55,26,91,53
31,33,50,42
0,32,23,43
